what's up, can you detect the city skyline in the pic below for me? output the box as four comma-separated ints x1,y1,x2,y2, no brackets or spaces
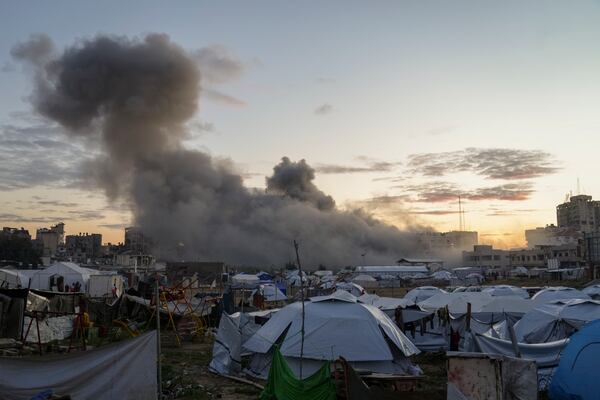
2,1,600,250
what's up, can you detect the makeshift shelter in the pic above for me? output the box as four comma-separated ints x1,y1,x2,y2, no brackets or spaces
243,290,420,379
531,286,590,303
231,273,260,288
28,262,95,292
404,286,447,303
431,270,456,281
351,274,377,288
481,285,529,299
549,319,600,400
582,284,600,300
252,284,287,303
335,282,365,297
0,269,30,288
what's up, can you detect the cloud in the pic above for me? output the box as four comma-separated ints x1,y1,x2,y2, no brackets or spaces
314,103,333,115
1,61,15,73
98,223,128,230
0,123,86,190
36,200,80,208
10,33,55,66
315,77,335,84
407,148,559,180
399,181,535,202
315,157,401,174
426,125,457,136
202,88,246,107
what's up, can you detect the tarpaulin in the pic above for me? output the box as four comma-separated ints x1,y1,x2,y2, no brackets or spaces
260,346,336,400
0,331,157,400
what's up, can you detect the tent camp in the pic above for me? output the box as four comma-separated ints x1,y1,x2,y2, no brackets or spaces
491,299,600,343
531,286,590,303
404,286,447,303
251,284,287,303
481,285,529,299
28,262,96,291
231,273,260,288
243,290,421,379
351,274,377,288
335,282,365,297
549,319,600,400
582,284,600,300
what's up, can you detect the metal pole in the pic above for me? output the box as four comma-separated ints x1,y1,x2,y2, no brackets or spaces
156,277,162,399
293,240,305,379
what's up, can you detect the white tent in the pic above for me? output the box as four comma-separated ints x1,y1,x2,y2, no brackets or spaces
432,270,456,281
335,282,365,297
418,292,494,314
404,286,447,303
492,299,600,343
251,284,287,302
352,274,378,288
0,268,31,288
358,293,413,317
531,287,590,303
481,285,529,299
582,284,600,300
243,290,420,378
28,262,95,291
231,273,260,288
475,297,534,316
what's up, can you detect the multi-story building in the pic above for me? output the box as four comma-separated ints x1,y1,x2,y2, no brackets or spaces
35,222,65,257
1,227,31,240
525,225,582,247
556,195,600,232
462,245,511,271
65,233,103,262
124,227,153,254
510,243,584,269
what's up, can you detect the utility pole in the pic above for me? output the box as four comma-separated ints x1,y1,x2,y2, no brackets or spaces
155,277,162,399
293,240,305,379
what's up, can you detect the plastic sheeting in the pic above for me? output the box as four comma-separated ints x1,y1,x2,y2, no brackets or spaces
0,331,157,400
209,312,242,375
22,315,75,344
404,286,447,303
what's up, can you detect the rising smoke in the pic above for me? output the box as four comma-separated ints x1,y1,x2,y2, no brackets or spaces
13,33,423,267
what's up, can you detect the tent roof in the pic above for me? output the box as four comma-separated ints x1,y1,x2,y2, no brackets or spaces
531,286,590,303
352,274,377,282
418,292,494,314
243,296,419,362
481,285,530,299
404,286,447,303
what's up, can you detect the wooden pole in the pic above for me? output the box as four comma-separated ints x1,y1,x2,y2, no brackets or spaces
156,278,162,399
293,240,305,379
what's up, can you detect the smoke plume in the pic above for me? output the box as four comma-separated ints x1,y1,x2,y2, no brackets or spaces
14,33,422,267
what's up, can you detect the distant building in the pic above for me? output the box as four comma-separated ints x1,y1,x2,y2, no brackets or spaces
114,252,155,268
510,243,584,269
525,225,582,247
35,222,65,257
417,230,478,252
462,245,510,270
397,258,444,271
556,194,600,232
585,231,600,279
356,265,430,278
124,227,153,254
1,227,31,240
66,233,103,262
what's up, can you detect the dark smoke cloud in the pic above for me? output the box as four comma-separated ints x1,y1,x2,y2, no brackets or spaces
14,33,422,267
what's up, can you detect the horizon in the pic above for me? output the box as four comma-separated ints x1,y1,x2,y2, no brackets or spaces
2,2,600,259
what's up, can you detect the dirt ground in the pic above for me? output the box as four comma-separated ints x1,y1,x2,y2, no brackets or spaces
160,332,261,400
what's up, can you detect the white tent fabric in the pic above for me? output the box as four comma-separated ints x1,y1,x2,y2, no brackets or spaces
358,294,413,313
531,287,590,303
28,262,96,291
418,292,494,314
432,271,456,280
335,282,365,297
352,274,377,288
475,297,534,315
251,284,287,302
0,331,157,400
0,269,30,288
243,291,419,377
582,284,600,300
511,299,600,343
481,285,529,299
404,286,447,303
209,312,242,375
231,273,260,287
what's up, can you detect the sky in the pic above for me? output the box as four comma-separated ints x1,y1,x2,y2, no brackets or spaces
1,1,600,248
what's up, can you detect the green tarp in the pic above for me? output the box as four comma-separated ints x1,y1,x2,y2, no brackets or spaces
260,347,336,400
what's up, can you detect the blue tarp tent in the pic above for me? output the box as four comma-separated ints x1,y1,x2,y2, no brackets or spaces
549,319,600,400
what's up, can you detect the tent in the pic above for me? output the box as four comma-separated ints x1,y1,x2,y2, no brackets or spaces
417,292,493,314
404,286,447,303
531,286,590,303
243,290,420,379
351,274,377,288
481,285,529,299
231,273,260,288
549,319,600,400
252,284,287,303
28,262,95,291
497,299,600,343
582,284,600,300
335,282,365,297
358,294,413,317
431,270,456,281
0,269,30,288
